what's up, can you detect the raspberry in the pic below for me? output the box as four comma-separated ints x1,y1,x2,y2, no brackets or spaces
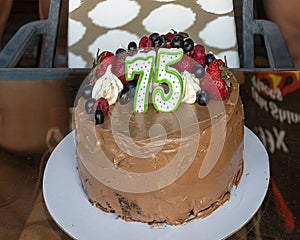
165,32,175,42
193,44,206,67
93,97,109,115
193,44,205,53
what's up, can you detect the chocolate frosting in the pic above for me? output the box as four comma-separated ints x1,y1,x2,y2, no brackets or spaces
74,73,244,225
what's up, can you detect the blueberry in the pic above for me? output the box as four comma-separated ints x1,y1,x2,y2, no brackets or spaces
129,87,136,98
153,36,163,47
206,53,216,66
82,85,93,99
119,89,130,105
149,33,159,43
193,64,205,80
127,42,137,52
171,34,184,48
160,34,168,45
196,90,210,106
183,38,194,53
85,98,96,114
95,109,104,125
127,80,137,89
116,48,126,56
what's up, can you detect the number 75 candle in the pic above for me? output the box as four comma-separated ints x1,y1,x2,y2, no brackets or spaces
125,48,184,113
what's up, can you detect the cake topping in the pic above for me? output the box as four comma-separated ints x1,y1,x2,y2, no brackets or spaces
82,84,93,99
92,65,123,105
201,59,232,100
94,50,115,79
181,70,201,104
205,52,216,66
138,36,152,51
192,44,206,67
93,97,109,115
196,89,210,106
85,98,96,114
94,109,104,125
84,30,234,123
172,54,195,73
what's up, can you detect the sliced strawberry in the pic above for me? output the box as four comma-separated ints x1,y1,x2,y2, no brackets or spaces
112,51,139,85
172,54,195,73
112,51,128,85
95,50,115,78
93,97,109,115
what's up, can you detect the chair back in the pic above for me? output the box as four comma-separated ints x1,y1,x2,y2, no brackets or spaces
241,0,294,68
0,0,62,68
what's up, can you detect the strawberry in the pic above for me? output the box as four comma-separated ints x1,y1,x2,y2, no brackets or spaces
139,36,152,52
192,44,206,67
206,59,228,80
201,59,231,100
112,51,139,85
173,54,195,73
93,97,109,115
94,50,115,78
112,51,128,85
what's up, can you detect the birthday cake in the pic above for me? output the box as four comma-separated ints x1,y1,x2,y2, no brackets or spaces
74,31,244,225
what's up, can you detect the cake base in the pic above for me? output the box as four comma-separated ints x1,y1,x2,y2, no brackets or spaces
43,127,270,240
80,161,243,225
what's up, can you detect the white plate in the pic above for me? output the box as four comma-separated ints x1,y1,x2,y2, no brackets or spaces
43,127,270,240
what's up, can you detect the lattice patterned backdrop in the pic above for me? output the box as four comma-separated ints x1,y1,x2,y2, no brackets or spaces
68,0,239,68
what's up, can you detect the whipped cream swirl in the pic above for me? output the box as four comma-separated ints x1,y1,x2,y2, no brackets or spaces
92,65,124,105
181,70,201,104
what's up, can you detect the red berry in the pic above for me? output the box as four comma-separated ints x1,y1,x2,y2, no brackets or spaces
112,52,128,85
206,59,225,71
165,32,175,42
193,44,206,67
164,44,172,49
93,97,109,115
173,54,195,73
138,36,152,51
95,50,115,78
193,44,205,53
201,59,231,100
204,75,229,100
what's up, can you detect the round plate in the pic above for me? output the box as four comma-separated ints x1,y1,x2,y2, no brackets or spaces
43,127,269,240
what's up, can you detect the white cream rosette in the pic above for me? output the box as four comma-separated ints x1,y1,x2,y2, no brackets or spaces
92,65,124,105
181,70,201,104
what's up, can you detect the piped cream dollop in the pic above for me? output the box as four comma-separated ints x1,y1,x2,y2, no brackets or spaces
181,70,201,104
92,65,124,105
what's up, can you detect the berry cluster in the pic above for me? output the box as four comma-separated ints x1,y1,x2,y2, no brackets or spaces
86,30,232,124
116,30,231,104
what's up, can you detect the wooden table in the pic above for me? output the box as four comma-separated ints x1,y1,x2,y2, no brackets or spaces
0,68,299,239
